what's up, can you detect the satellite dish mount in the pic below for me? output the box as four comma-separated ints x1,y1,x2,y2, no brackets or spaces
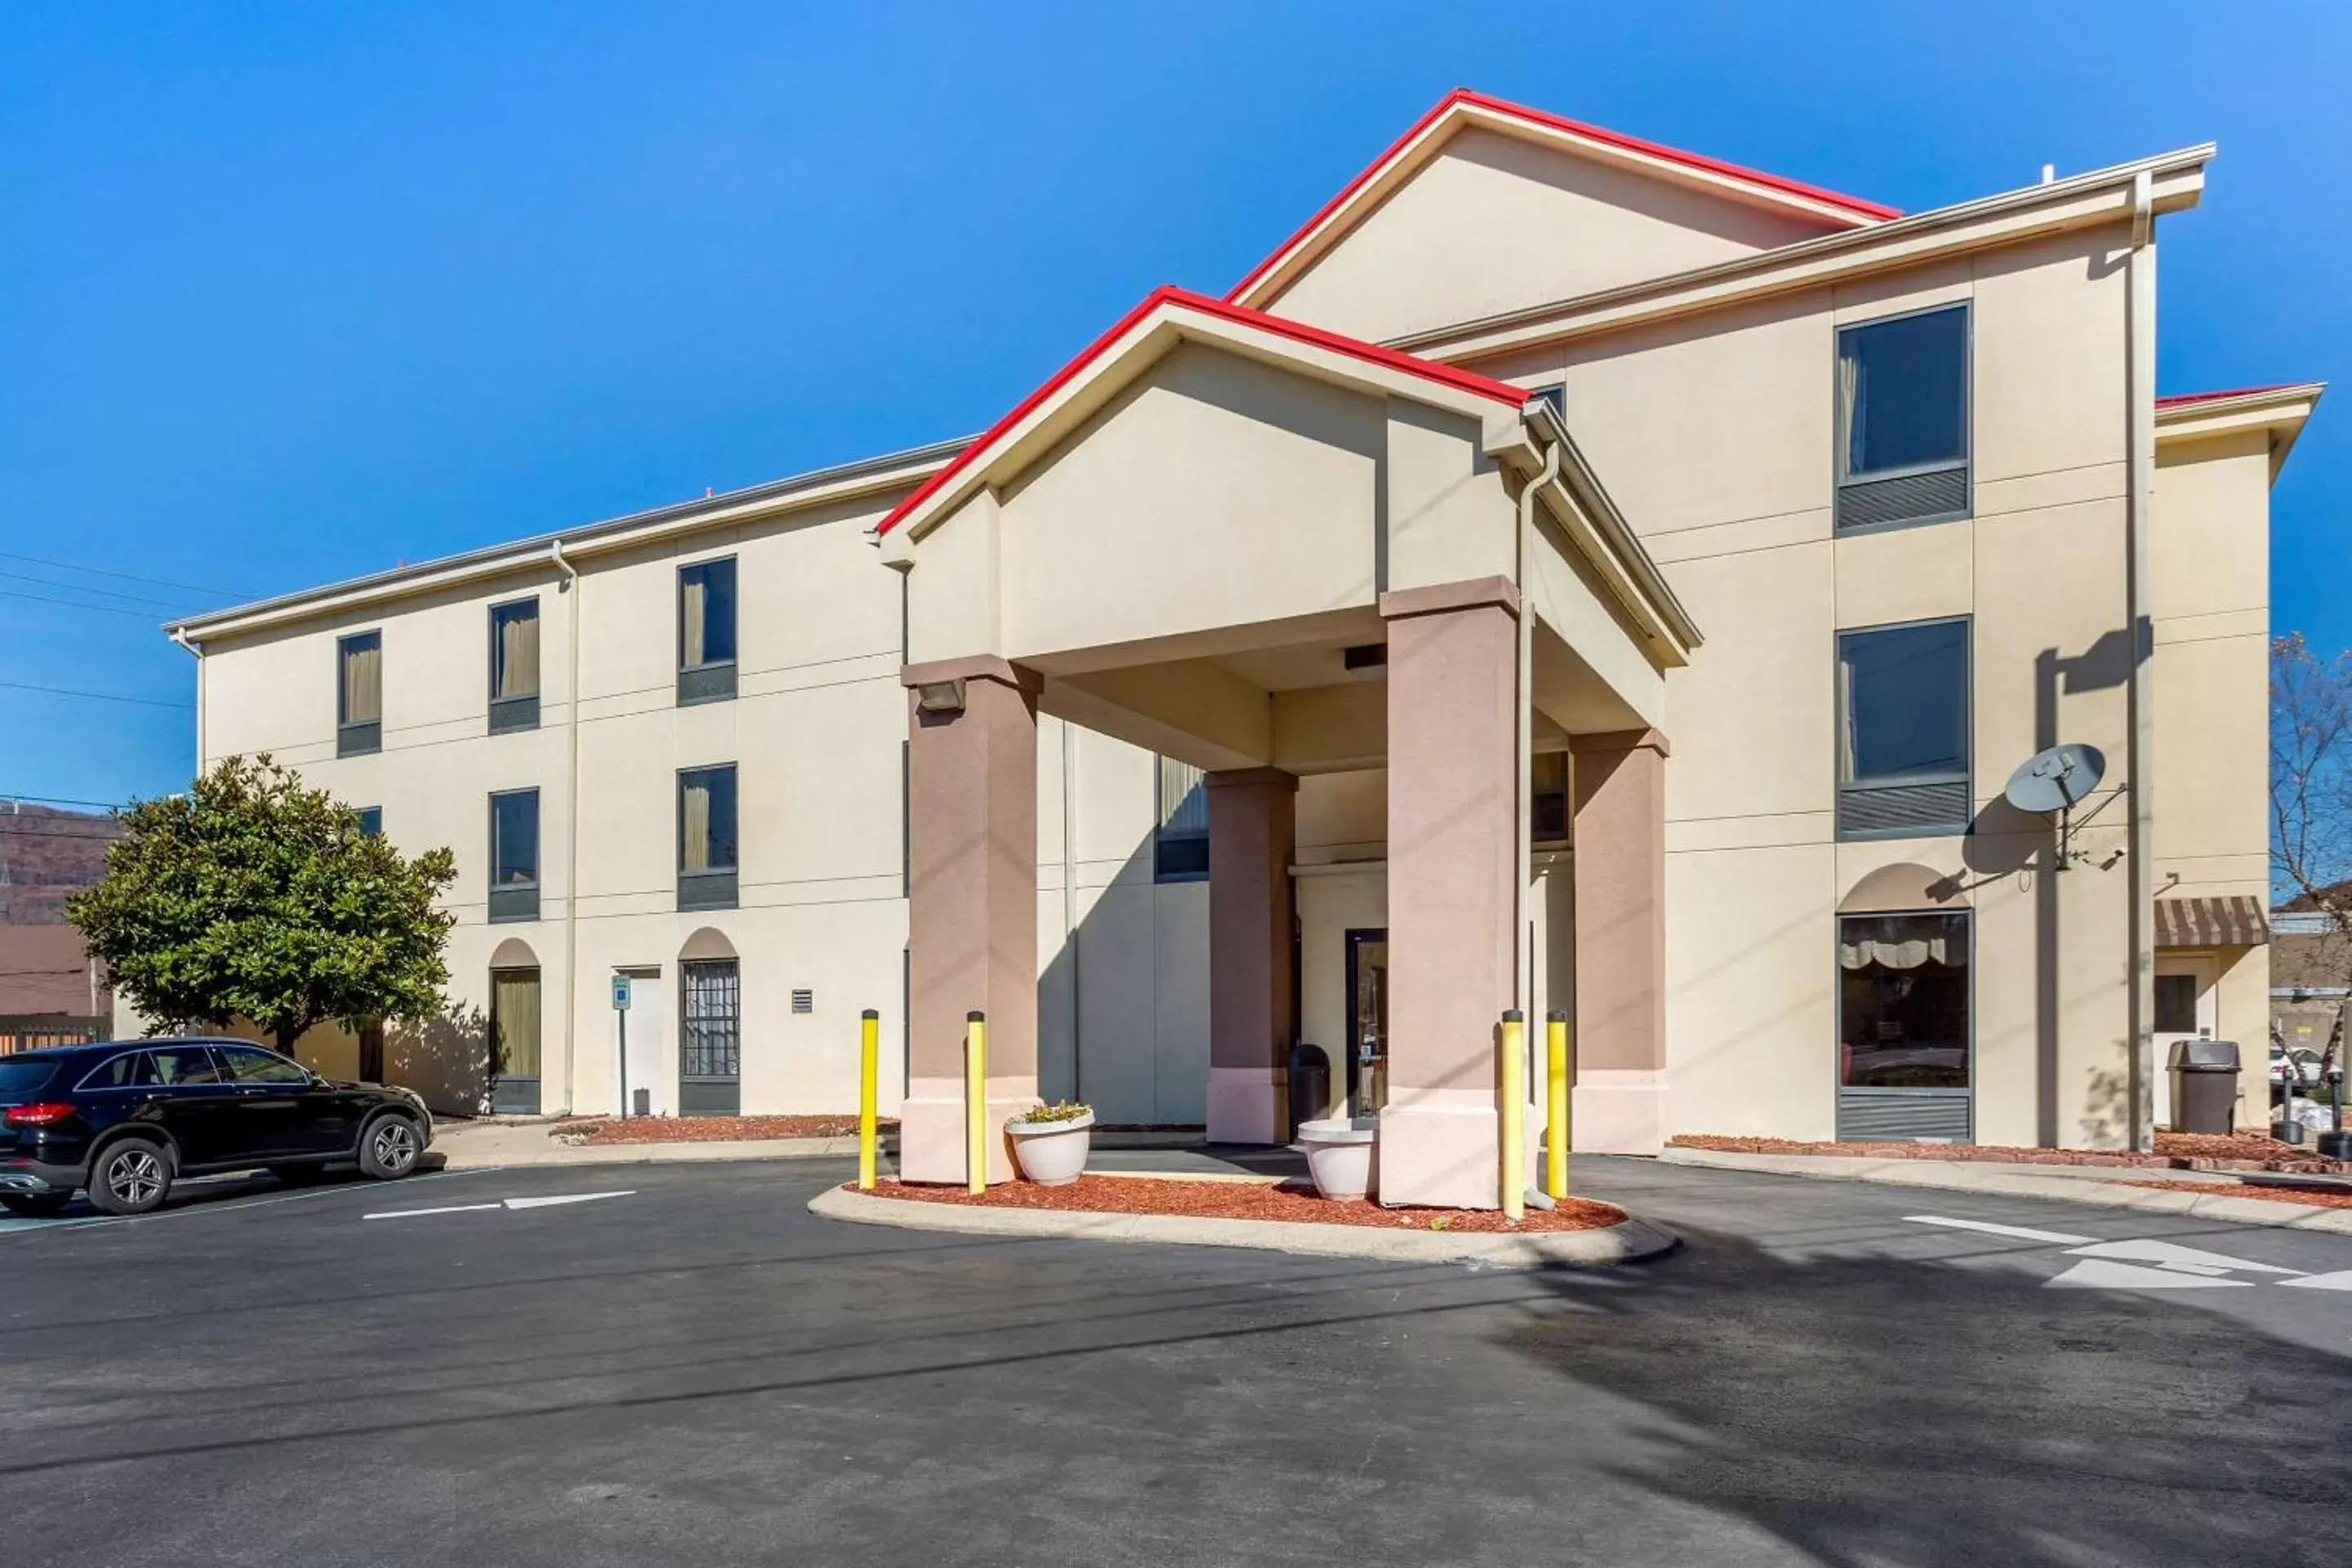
2003,744,2108,871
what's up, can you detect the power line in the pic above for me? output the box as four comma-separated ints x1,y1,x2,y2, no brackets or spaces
0,679,191,711
0,587,165,621
0,568,189,614
0,792,132,810
0,550,249,602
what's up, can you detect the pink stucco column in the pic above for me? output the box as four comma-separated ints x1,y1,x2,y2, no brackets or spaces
1379,577,1520,1209
1570,728,1668,1154
1205,768,1297,1144
900,656,1040,1184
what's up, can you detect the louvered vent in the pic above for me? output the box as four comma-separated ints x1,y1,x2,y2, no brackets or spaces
1837,466,1968,531
1839,779,1971,838
1837,1088,1972,1143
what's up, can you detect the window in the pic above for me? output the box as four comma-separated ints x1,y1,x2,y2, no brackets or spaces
489,598,541,734
1839,911,1971,1091
679,959,742,1116
1532,752,1570,844
1836,304,1969,532
1837,618,1970,838
147,1046,223,1085
216,1045,310,1085
678,557,738,705
2154,974,2199,1035
489,968,541,1115
0,1059,60,1096
1154,756,1209,882
356,807,383,839
336,631,382,756
678,764,739,911
1529,383,1566,421
78,1052,153,1091
488,789,541,922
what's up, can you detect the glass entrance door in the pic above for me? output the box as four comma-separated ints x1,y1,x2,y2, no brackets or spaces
1345,929,1388,1118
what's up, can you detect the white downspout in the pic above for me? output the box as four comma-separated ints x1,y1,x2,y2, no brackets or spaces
550,539,581,1115
2124,172,2158,1150
1516,425,1561,1032
170,628,204,773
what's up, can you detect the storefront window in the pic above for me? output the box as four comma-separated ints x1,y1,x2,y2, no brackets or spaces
1838,911,1969,1089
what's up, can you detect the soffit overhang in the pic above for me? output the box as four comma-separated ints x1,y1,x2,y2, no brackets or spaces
2155,382,2325,479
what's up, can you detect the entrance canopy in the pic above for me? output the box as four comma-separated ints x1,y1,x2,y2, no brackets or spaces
880,285,1699,773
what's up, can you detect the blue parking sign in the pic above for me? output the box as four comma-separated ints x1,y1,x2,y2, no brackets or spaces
611,973,631,1010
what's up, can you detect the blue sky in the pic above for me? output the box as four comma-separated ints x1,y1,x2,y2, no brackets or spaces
3,1,2345,808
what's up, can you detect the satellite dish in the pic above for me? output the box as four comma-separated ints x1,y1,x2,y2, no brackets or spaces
2005,743,2106,815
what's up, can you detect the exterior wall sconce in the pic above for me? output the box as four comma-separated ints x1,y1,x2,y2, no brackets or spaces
915,679,966,714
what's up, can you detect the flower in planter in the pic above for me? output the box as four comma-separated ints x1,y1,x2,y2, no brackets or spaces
1013,1100,1093,1125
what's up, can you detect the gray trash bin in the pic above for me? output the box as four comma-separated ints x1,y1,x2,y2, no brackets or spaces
2167,1037,2239,1135
1288,1044,1330,1141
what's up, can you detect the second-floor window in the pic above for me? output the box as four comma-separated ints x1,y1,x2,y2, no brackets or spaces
1154,757,1209,882
355,806,383,839
489,598,541,734
1837,617,1971,840
336,631,381,757
488,788,541,923
678,557,738,706
1836,304,1969,532
679,764,739,911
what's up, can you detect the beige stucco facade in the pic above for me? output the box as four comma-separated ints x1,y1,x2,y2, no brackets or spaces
167,91,2317,1194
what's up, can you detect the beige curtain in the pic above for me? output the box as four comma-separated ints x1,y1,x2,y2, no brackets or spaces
682,576,706,667
1835,652,1855,784
1838,935,1962,972
492,969,541,1078
498,608,539,698
341,639,381,724
682,777,712,871
1837,344,1861,477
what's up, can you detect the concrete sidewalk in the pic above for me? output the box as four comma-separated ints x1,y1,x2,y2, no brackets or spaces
432,1119,880,1169
1659,1145,2352,1235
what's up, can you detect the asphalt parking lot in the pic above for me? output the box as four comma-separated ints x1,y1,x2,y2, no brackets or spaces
3,1156,2349,1567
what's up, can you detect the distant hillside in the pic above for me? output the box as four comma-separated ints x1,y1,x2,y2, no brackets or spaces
0,804,124,924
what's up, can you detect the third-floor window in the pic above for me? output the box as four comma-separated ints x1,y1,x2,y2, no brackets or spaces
1835,303,1970,533
488,597,541,735
336,630,382,757
678,557,737,706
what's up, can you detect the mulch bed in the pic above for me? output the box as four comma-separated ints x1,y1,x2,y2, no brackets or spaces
1670,1131,2352,1175
2123,1178,2352,1211
854,1174,1626,1232
565,1115,895,1146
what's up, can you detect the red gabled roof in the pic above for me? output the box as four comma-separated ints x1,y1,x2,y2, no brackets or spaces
2155,384,2300,409
1225,87,1900,305
876,285,1527,537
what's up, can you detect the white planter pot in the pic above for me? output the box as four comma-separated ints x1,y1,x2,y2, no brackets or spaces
1297,1116,1379,1200
1006,1110,1096,1186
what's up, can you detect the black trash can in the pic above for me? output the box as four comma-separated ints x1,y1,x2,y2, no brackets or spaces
2167,1037,2239,1135
1288,1044,1331,1140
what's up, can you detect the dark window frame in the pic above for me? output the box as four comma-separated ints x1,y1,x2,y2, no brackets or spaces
1835,615,1972,841
679,958,742,1116
1835,906,1975,1110
356,806,383,839
1834,302,1972,535
336,630,383,757
677,763,740,912
1154,756,1209,884
676,556,739,706
488,595,541,736
488,787,541,924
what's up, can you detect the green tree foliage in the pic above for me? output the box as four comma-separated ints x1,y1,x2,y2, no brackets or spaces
68,755,457,1053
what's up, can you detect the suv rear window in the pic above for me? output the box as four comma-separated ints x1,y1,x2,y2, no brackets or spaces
0,1059,60,1097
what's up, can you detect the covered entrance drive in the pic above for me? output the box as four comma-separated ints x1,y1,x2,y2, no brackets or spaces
880,287,1699,1207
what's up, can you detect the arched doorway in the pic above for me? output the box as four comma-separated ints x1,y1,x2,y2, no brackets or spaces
488,937,542,1116
1835,864,1971,1142
679,928,742,1116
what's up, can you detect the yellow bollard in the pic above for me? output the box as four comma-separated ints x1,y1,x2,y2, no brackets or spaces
1499,1009,1526,1221
964,1010,987,1195
1545,1009,1570,1200
858,1009,880,1191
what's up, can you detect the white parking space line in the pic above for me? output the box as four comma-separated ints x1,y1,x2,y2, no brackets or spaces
363,1190,634,1221
1903,1215,2096,1245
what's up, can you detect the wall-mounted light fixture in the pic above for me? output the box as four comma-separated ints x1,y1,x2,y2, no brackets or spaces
915,679,966,714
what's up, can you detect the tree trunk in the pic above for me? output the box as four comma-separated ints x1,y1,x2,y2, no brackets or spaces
274,1019,305,1057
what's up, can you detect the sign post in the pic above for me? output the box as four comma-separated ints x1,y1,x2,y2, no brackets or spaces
611,973,633,1120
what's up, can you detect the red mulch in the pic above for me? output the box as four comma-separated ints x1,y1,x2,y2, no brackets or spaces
853,1174,1626,1232
568,1115,895,1145
1670,1131,2352,1175
2123,1178,2352,1211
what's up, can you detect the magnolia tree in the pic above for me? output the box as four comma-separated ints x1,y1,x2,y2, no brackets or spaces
2271,633,2352,1077
68,755,457,1054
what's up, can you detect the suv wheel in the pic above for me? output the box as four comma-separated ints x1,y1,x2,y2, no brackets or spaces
0,1192,70,1218
87,1139,172,1216
358,1115,421,1181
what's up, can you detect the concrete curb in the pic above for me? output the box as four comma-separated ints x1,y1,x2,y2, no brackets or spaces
1659,1147,2352,1235
439,1135,877,1169
806,1184,1680,1268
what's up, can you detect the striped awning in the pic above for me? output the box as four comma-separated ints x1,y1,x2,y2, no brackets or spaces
2154,895,2269,948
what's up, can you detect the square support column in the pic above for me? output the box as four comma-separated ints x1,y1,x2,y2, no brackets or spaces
1379,577,1520,1208
1205,768,1297,1144
901,656,1040,1184
1570,728,1668,1154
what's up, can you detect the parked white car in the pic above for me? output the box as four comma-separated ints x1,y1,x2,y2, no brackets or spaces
2270,1045,2326,1089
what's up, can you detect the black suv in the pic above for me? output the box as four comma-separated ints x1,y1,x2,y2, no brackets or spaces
0,1038,432,1218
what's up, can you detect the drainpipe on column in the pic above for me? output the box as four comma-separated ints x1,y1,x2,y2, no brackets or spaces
170,627,204,774
1515,419,1561,1030
550,538,581,1115
2124,173,2158,1151
1062,716,1082,1102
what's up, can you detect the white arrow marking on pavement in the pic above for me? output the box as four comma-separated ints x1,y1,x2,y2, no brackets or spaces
365,1202,504,1221
2280,1271,2352,1291
1904,1215,2096,1245
2065,1238,2305,1276
502,1191,634,1210
2047,1259,2256,1291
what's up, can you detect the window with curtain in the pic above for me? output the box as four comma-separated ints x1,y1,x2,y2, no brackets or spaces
489,598,541,733
489,967,542,1113
488,789,541,922
1835,304,1969,532
1838,911,1969,1089
677,558,738,705
1531,751,1570,844
1154,756,1209,882
679,764,739,911
336,631,382,756
1836,618,1970,839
